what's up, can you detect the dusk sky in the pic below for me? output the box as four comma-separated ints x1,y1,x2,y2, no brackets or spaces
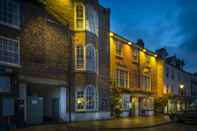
100,0,197,73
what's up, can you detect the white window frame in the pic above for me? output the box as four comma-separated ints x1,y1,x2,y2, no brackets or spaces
116,41,123,57
85,85,97,111
75,45,86,70
122,94,130,111
0,36,20,67
0,0,21,29
86,4,99,36
116,68,129,88
86,44,97,73
75,85,97,112
74,2,86,31
75,89,86,112
142,75,151,91
133,48,139,63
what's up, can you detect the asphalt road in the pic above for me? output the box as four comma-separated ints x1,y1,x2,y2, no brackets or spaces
102,123,197,131
11,123,197,131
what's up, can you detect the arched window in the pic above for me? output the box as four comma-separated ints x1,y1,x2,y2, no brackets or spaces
75,85,97,111
75,3,85,30
85,85,97,111
86,44,96,72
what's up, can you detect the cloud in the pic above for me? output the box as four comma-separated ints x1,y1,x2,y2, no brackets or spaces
175,0,197,72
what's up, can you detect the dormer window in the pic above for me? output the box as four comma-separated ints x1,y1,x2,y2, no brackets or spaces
75,3,85,30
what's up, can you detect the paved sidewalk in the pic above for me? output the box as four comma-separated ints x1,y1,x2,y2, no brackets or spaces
68,115,171,129
12,115,171,131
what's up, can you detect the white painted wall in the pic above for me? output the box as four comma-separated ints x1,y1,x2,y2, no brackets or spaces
59,87,67,121
164,64,191,96
71,112,111,121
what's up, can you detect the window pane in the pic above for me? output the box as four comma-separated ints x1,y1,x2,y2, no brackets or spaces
76,3,85,29
116,42,123,56
76,90,85,111
0,37,19,65
0,76,11,92
0,0,20,27
116,69,128,88
86,86,96,110
86,45,96,72
75,46,84,69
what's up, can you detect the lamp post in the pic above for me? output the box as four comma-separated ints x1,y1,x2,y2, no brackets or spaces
179,84,184,111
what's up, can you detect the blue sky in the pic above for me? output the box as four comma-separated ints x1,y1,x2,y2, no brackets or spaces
100,0,197,72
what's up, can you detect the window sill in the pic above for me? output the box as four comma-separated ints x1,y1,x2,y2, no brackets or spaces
75,69,97,74
75,110,97,113
0,21,21,30
0,61,21,68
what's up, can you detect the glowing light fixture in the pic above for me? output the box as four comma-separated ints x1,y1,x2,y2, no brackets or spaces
77,98,84,104
154,54,158,57
143,49,146,52
110,32,114,37
128,42,132,45
180,84,184,89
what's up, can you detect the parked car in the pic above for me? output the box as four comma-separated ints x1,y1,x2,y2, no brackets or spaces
170,100,197,123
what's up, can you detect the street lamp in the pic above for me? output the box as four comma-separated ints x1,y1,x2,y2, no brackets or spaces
179,84,185,111
180,84,184,89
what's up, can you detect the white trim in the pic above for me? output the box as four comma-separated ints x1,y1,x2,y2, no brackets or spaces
74,2,86,31
59,87,67,121
116,67,129,88
74,45,86,71
0,21,21,30
0,0,21,29
70,112,111,121
0,36,20,66
75,85,98,112
86,44,97,73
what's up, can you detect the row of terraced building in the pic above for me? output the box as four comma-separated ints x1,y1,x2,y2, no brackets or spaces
0,0,197,127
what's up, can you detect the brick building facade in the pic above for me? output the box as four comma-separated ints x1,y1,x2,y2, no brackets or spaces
0,0,111,125
0,0,196,128
109,33,157,117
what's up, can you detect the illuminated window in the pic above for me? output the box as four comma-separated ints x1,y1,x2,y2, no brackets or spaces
142,75,151,91
122,94,130,111
0,36,20,65
116,42,123,57
75,45,85,70
0,0,20,28
76,90,85,111
116,68,129,88
133,48,139,63
75,85,97,112
75,3,85,30
86,44,96,72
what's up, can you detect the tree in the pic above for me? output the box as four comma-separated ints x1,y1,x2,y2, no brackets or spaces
110,80,122,118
